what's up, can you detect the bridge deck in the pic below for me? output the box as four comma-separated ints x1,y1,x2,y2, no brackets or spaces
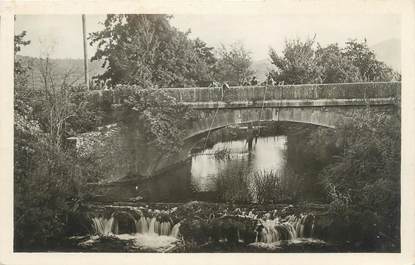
180,98,397,109
163,81,400,103
88,81,400,105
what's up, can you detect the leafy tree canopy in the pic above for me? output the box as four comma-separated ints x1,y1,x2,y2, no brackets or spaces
90,14,216,88
269,38,399,84
315,43,361,83
269,38,321,84
215,42,254,86
15,31,31,87
343,39,399,82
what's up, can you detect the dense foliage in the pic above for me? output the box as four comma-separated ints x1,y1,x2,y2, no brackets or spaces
285,126,339,202
14,104,90,249
90,15,217,87
90,15,255,87
214,42,254,86
269,38,322,84
14,32,100,250
320,110,401,250
269,38,400,84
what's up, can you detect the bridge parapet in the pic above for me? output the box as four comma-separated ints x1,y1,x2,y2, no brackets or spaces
164,82,400,102
87,82,400,106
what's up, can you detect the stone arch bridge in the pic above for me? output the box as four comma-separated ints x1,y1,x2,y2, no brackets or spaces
90,81,400,139
87,81,400,175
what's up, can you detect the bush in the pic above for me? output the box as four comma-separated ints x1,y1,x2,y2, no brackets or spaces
321,110,400,250
14,101,91,250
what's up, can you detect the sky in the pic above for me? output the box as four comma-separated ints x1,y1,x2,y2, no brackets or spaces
15,14,401,61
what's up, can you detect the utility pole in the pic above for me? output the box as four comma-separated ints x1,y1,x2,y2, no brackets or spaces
82,14,89,89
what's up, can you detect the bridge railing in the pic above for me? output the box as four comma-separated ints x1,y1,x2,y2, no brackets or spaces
163,82,400,102
87,82,400,105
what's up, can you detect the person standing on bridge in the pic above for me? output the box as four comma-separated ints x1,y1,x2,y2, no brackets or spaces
222,82,230,103
250,76,258,86
267,75,276,86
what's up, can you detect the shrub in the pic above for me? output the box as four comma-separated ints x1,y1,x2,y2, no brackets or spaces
321,110,400,250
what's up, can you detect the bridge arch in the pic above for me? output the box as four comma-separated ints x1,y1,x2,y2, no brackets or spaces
85,82,400,176
184,107,343,140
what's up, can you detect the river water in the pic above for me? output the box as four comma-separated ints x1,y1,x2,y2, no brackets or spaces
190,136,287,193
69,124,398,252
148,124,328,203
75,125,340,252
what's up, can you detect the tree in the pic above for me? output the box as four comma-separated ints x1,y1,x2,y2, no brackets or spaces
268,37,399,84
344,39,398,82
90,14,216,88
15,31,32,93
88,15,198,179
214,42,254,86
315,44,360,83
188,38,217,86
14,31,31,76
269,38,321,84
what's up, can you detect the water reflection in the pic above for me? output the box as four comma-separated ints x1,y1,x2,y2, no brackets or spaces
190,136,287,192
148,124,332,203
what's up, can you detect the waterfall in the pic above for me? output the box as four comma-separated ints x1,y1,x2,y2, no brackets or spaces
154,220,161,235
148,217,157,234
91,216,115,236
136,216,149,234
258,219,280,243
282,222,297,239
256,214,315,243
91,212,180,239
134,215,180,238
160,222,172,236
170,223,181,238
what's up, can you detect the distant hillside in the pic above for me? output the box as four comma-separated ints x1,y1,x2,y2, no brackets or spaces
371,38,401,73
16,55,106,89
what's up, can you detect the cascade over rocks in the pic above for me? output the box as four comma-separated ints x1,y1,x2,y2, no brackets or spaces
76,201,330,252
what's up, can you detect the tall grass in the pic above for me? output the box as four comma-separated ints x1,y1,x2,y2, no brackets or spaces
215,169,251,203
251,170,283,203
214,168,303,203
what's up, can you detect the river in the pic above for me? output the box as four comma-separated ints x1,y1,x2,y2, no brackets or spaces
75,123,340,252
190,136,287,193
147,123,328,203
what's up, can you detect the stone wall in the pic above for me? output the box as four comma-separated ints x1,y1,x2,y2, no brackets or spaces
164,82,400,102
86,82,400,106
